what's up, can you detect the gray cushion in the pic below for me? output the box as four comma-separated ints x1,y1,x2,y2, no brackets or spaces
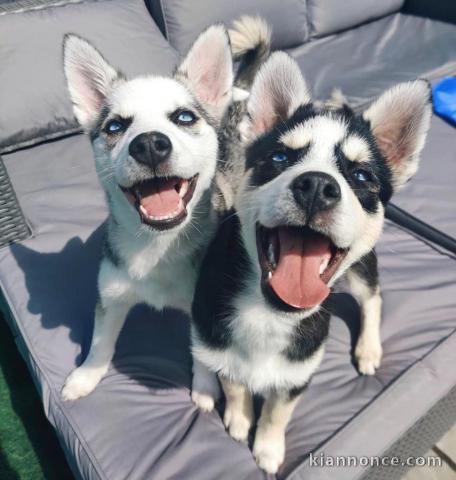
307,0,404,37
1,110,455,478
0,0,178,154
289,13,456,107
394,113,456,239
146,0,308,54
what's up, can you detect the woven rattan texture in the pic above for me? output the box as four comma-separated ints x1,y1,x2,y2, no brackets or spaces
0,157,30,247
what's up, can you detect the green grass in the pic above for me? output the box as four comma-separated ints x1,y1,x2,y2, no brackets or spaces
0,314,74,480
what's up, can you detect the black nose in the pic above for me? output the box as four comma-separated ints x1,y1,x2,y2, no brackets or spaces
291,171,341,218
129,131,172,168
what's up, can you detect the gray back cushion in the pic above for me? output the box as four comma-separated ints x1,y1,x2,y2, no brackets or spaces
308,0,404,37
0,0,179,154
146,0,308,54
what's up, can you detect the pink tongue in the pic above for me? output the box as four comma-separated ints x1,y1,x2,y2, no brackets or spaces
137,179,181,217
269,228,332,309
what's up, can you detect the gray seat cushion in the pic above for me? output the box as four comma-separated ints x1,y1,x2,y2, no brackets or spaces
289,13,456,107
0,0,178,154
394,114,456,239
146,0,309,54
1,111,455,479
307,0,403,38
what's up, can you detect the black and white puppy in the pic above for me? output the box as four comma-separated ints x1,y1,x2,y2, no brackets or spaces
61,26,236,402
191,52,432,473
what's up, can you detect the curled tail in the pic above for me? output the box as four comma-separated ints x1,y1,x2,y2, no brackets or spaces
326,88,350,109
228,16,271,89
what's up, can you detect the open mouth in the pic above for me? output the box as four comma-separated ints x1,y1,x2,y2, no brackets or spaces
256,225,348,310
121,175,198,230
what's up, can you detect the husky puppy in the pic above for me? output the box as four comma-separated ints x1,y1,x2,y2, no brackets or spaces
191,52,432,473
60,25,238,402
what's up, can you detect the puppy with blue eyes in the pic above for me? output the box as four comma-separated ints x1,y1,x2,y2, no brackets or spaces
60,21,266,404
191,52,431,473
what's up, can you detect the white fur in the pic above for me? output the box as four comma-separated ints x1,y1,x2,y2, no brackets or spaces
341,135,372,163
237,115,386,288
243,52,311,140
280,124,313,150
62,301,131,400
176,24,234,120
347,272,383,375
193,280,325,395
220,378,254,442
253,392,300,474
192,279,323,473
363,80,432,190
193,56,430,474
62,229,207,400
63,35,119,128
61,30,233,401
325,88,348,109
191,356,221,412
92,76,219,235
228,15,271,58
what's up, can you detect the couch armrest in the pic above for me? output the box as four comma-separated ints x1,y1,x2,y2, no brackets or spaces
0,157,30,248
386,204,456,255
403,0,456,24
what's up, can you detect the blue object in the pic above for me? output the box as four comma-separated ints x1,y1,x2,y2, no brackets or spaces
432,77,456,126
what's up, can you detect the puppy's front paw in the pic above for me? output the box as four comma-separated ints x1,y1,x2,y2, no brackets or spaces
61,367,104,401
253,429,285,474
355,336,382,375
191,368,221,413
224,405,253,442
191,390,216,412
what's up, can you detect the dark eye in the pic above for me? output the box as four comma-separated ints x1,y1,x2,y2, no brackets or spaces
105,119,126,135
271,152,288,163
172,110,197,125
352,168,372,183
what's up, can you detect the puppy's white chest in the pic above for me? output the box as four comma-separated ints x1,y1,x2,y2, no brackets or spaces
231,309,322,393
194,294,325,394
135,257,197,313
99,250,197,314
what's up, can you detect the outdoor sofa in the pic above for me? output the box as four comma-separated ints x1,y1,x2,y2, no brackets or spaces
0,1,455,478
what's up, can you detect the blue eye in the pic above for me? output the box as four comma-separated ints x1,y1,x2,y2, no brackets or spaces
271,152,288,163
105,120,125,134
174,110,196,125
352,169,371,182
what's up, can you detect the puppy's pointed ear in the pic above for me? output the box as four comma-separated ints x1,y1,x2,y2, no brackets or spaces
63,35,121,129
363,80,432,191
242,52,310,142
175,25,233,120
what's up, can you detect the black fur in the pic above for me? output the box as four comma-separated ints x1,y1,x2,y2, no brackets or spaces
192,99,218,130
284,307,330,362
245,103,394,214
192,209,329,368
90,104,111,141
192,211,252,350
246,104,316,188
336,107,393,208
286,383,309,401
89,108,132,144
350,249,379,293
234,39,271,90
